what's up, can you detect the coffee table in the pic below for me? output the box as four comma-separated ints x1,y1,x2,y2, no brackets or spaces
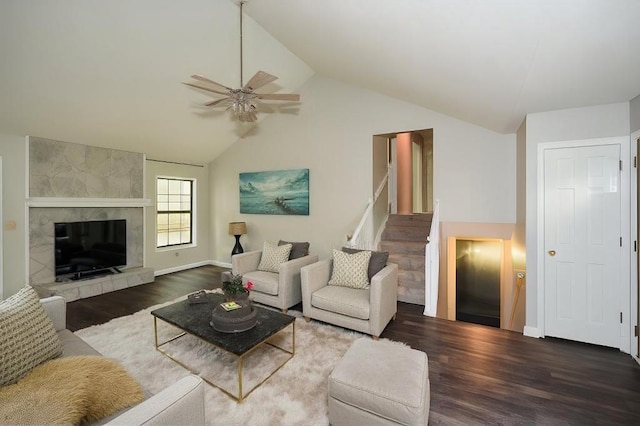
151,293,295,402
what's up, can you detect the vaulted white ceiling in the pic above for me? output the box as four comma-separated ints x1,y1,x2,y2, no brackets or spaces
1,0,639,164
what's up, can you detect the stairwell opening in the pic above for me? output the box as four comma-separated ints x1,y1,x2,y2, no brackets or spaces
455,239,502,327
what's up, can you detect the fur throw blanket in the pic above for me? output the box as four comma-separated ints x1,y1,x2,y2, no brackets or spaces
0,356,144,425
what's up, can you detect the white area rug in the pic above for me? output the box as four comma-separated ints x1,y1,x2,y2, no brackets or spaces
75,293,365,425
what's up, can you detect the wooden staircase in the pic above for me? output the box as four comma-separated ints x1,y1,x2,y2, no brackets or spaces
380,213,432,305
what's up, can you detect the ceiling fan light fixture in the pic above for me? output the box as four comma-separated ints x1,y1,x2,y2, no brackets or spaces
228,89,258,122
184,0,300,123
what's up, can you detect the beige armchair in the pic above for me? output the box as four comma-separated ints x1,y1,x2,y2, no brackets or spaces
301,258,398,339
232,250,318,312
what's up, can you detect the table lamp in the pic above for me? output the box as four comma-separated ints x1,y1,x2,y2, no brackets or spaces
228,222,247,256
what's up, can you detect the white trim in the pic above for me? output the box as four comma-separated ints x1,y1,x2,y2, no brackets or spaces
154,259,230,277
155,175,196,249
211,260,232,269
155,243,197,253
523,325,542,338
26,197,153,208
373,214,389,249
630,129,640,358
143,154,148,269
423,199,440,317
621,136,631,353
536,136,630,351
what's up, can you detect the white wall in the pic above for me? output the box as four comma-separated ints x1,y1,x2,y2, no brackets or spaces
0,134,26,298
144,160,210,275
524,102,631,335
209,75,516,264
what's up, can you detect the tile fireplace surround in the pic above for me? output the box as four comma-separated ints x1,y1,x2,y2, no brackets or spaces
28,137,153,301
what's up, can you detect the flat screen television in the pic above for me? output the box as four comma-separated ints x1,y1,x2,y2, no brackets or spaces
54,219,127,279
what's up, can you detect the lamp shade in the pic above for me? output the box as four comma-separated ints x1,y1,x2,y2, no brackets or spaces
228,222,247,235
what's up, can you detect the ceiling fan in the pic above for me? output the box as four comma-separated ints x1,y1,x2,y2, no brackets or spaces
183,0,300,122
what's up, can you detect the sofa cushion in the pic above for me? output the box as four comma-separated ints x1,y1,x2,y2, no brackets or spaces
57,330,102,357
312,285,370,320
328,249,371,289
342,247,389,281
0,286,63,386
243,270,279,296
278,240,310,260
258,241,292,273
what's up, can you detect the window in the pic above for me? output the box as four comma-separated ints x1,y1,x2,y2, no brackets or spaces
156,177,194,248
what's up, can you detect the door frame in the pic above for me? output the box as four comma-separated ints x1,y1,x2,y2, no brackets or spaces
631,130,640,360
537,136,631,352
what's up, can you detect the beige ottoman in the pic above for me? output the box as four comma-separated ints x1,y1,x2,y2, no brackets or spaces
328,338,430,426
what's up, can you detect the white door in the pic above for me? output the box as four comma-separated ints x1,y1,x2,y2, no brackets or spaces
544,144,621,348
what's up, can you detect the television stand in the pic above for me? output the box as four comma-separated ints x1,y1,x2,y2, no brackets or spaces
72,268,114,281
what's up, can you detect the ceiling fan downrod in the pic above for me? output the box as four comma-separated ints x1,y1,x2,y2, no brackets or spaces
239,0,245,88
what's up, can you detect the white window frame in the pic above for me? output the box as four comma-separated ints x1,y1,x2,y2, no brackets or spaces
155,176,196,250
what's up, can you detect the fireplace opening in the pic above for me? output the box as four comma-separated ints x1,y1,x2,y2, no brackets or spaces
455,239,502,328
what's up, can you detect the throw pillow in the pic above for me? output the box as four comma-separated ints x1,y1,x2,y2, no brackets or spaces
0,356,144,424
258,241,293,273
0,286,63,386
342,247,389,281
328,249,372,289
278,240,310,259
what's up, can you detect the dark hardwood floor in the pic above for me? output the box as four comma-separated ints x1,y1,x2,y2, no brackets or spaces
67,265,640,425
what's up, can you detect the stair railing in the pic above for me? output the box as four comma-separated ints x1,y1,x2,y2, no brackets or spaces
348,173,389,249
423,199,440,317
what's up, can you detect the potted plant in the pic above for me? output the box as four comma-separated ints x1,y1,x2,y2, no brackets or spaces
222,273,253,302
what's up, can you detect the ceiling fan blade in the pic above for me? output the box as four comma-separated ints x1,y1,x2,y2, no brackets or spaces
257,93,300,101
204,98,228,107
182,82,229,96
243,71,278,91
190,74,233,92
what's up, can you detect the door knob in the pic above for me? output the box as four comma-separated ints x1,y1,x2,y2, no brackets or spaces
548,250,556,256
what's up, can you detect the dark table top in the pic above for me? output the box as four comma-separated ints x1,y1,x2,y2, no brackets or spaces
151,293,295,356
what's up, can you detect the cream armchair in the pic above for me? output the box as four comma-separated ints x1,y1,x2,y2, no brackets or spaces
232,250,319,312
301,258,398,339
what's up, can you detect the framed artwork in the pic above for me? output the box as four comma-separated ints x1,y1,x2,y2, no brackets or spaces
240,169,309,215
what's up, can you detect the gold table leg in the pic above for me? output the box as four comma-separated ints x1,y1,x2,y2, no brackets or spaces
153,317,295,403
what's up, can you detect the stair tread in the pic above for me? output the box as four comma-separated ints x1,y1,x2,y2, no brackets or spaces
388,213,433,219
382,215,431,298
389,253,424,259
381,241,427,247
386,220,432,226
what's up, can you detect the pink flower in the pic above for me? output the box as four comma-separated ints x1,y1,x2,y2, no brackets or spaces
245,281,254,292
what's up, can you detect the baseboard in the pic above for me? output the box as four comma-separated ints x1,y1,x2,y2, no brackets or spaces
523,325,542,338
154,260,224,277
210,260,232,269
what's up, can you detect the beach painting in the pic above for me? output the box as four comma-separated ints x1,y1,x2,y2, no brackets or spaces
239,168,310,215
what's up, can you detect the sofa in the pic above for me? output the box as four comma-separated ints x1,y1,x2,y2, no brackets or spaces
301,250,398,339
2,294,206,425
232,241,318,312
